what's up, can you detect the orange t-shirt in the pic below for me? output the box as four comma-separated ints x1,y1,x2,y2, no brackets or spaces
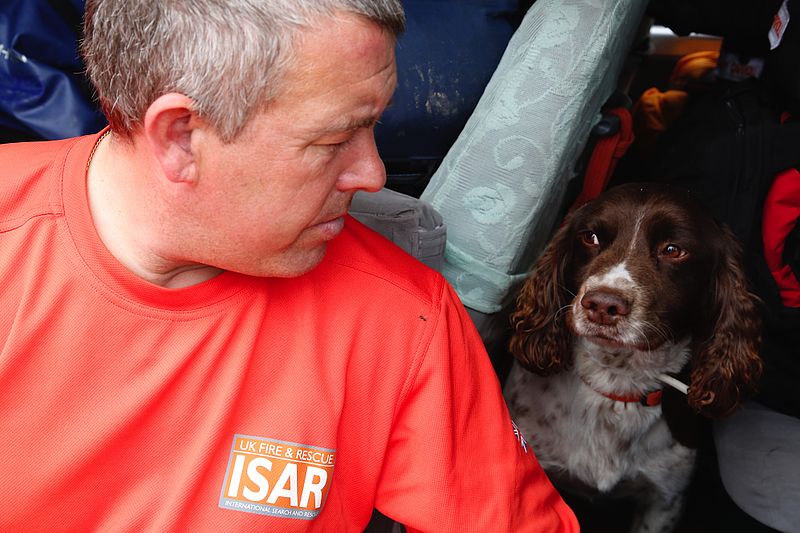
0,132,577,532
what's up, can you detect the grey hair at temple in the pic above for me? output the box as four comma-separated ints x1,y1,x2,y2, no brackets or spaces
81,0,405,141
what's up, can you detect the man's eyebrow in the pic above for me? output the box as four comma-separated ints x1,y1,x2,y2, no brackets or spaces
313,100,394,136
307,116,373,137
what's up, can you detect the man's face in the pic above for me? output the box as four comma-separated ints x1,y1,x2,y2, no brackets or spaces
186,13,397,277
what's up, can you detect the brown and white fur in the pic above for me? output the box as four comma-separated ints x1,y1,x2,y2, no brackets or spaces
503,183,762,533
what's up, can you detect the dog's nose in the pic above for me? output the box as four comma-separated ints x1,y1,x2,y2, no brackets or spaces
580,289,631,325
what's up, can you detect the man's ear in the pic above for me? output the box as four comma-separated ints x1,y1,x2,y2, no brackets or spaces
143,93,202,184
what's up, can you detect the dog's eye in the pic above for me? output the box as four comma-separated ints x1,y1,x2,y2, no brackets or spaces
660,243,687,259
579,231,600,248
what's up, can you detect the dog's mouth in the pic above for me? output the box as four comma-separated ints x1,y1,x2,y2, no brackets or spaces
584,333,664,352
585,334,625,348
570,306,667,352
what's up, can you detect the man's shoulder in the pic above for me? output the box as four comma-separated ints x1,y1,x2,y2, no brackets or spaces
0,137,82,227
320,215,444,306
0,136,80,172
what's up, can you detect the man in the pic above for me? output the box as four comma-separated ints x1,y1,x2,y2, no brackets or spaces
0,1,576,531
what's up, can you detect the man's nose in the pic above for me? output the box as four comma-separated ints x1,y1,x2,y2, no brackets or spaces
336,132,386,193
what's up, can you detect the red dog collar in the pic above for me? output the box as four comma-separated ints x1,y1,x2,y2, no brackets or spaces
601,389,663,407
582,377,663,407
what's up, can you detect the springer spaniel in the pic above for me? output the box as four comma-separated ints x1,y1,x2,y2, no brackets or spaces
503,183,762,533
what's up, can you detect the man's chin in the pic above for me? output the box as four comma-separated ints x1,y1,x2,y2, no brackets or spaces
251,244,329,279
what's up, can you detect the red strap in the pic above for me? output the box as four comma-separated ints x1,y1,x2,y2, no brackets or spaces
581,377,663,406
762,167,800,307
571,107,635,210
602,389,663,407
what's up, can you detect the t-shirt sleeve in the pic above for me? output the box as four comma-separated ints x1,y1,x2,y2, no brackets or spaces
373,281,578,533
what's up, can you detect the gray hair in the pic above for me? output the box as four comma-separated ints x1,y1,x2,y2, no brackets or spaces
81,0,404,141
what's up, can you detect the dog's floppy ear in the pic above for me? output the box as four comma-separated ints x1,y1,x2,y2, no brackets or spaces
688,226,762,417
509,220,574,375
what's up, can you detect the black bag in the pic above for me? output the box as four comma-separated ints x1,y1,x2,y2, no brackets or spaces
650,79,800,253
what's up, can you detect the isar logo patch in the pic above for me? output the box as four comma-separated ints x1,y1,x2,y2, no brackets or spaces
219,434,336,520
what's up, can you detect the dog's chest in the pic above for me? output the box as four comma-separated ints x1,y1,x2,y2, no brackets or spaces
504,363,680,493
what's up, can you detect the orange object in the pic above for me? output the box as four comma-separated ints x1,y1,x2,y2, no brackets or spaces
632,88,690,153
630,51,720,156
668,50,720,89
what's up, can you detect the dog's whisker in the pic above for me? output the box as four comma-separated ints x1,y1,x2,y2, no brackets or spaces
553,303,573,322
559,285,577,299
639,320,675,346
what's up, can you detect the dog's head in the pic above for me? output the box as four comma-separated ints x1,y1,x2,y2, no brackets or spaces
510,182,762,417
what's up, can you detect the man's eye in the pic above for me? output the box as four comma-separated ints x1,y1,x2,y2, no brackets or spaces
317,135,355,153
579,231,600,248
323,139,350,150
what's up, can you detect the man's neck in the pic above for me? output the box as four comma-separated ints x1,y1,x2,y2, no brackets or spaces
86,131,224,288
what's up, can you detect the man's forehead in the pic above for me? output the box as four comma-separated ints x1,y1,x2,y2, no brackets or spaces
265,13,397,137
290,14,396,74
